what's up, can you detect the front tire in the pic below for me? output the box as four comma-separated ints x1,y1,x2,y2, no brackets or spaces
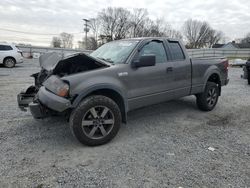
4,58,16,68
196,82,219,111
70,95,121,146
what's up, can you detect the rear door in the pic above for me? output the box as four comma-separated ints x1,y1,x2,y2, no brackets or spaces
0,45,5,63
0,45,13,64
166,40,192,97
126,40,175,110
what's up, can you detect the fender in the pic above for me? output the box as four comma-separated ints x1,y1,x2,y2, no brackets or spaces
72,83,128,116
71,84,128,123
202,66,221,91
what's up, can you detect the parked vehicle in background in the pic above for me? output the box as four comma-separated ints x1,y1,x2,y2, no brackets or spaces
242,58,250,85
229,58,246,67
18,37,229,146
0,43,23,68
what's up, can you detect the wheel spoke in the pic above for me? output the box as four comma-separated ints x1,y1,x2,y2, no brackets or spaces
212,88,215,94
100,107,109,118
210,99,214,105
89,126,98,137
82,120,94,126
208,90,212,96
103,119,114,125
99,125,107,136
90,107,98,118
207,97,211,101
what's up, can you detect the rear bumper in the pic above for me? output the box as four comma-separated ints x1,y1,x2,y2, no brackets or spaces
16,57,23,64
225,79,229,85
221,78,229,86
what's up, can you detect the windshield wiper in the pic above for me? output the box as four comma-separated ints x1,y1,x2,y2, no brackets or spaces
97,57,114,64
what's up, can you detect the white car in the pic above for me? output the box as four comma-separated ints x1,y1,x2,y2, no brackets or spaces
229,58,246,67
0,43,23,68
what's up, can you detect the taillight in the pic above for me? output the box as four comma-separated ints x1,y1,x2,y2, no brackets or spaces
222,60,229,72
18,50,23,56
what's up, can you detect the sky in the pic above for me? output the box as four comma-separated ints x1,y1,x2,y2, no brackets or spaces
0,0,250,47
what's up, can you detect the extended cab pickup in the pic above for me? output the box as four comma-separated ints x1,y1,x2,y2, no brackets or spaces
18,37,229,146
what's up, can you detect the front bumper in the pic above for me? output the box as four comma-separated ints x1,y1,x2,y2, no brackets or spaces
38,86,71,112
17,86,72,119
17,86,36,111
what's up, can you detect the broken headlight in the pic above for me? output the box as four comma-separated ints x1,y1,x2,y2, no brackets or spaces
43,75,69,97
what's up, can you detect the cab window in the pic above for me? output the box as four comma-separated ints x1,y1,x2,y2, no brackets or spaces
168,41,185,60
139,41,168,64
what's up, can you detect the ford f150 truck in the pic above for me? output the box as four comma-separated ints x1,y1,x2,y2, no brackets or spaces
18,37,229,146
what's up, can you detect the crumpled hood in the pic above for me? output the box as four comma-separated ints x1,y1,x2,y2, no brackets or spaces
39,52,108,71
39,52,63,71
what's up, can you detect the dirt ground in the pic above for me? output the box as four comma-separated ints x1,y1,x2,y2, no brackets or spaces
0,59,249,188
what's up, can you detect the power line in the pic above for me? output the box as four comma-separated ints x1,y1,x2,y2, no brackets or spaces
0,28,83,36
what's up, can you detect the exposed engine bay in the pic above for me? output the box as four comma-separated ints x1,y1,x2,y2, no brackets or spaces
34,52,108,87
17,52,108,112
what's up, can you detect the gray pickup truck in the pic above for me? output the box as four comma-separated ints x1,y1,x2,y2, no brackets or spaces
18,37,229,146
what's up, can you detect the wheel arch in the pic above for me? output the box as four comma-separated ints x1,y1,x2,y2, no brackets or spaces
3,56,16,64
72,86,128,123
205,72,222,95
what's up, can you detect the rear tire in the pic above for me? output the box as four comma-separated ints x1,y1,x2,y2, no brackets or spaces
196,82,219,111
3,57,16,68
70,95,121,146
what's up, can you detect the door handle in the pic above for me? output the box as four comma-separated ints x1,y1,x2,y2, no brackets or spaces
166,67,173,73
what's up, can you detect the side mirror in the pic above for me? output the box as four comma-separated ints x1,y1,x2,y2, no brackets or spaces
132,55,156,68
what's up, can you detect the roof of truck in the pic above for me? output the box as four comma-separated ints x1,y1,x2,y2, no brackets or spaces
120,37,179,42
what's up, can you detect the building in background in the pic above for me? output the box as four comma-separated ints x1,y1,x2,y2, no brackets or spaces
213,41,250,49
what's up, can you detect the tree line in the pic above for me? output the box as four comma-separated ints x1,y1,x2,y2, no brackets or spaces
51,7,249,49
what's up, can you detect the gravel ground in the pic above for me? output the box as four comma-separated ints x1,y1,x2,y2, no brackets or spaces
0,59,249,188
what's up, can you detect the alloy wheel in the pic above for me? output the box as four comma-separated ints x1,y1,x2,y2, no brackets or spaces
206,88,217,107
81,106,115,139
4,59,15,68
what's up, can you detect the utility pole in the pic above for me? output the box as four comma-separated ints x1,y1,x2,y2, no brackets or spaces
83,18,90,49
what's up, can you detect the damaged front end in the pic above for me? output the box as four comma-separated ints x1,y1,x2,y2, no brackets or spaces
17,52,109,119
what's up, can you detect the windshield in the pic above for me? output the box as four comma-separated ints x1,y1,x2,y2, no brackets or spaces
90,40,139,64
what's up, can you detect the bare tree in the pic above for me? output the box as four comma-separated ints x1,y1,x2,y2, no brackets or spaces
86,37,98,50
60,32,73,48
51,37,61,48
89,18,101,42
183,19,222,48
98,7,132,40
166,29,183,40
113,8,131,40
96,7,183,43
241,32,250,43
98,7,119,41
130,8,148,37
207,30,224,48
135,18,169,37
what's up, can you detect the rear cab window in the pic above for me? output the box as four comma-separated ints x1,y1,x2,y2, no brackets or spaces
168,41,185,61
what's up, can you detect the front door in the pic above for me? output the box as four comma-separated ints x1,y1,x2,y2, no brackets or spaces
126,40,175,110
